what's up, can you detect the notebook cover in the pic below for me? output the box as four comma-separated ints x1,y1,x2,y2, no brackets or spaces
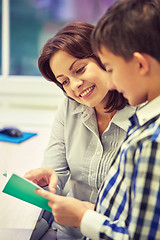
2,173,52,212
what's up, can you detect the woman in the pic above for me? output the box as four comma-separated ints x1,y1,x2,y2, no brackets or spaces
25,22,135,240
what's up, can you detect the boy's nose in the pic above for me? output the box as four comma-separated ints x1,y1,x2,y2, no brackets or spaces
107,79,116,91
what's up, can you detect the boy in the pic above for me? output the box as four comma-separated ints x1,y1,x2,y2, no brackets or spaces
36,0,160,239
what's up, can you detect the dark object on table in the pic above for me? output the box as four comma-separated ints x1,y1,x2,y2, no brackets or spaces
0,127,23,137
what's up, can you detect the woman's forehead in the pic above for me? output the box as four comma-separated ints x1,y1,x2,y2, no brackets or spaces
49,50,78,76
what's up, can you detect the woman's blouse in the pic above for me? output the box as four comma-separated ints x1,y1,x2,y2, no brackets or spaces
42,97,135,203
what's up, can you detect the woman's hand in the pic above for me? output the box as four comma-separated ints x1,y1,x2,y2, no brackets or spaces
24,167,58,193
35,189,89,228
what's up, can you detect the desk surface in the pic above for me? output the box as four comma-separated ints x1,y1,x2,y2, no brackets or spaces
0,126,52,240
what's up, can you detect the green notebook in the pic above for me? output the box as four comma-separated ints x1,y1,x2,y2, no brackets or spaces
2,173,52,212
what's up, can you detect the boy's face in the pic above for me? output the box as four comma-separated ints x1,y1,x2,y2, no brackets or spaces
98,46,148,106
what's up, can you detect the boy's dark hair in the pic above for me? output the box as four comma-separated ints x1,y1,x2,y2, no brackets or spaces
38,21,128,112
92,0,160,62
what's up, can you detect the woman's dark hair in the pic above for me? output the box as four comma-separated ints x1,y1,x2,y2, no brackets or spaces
38,21,128,112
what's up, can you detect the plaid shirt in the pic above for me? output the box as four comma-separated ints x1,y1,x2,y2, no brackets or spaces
81,96,160,240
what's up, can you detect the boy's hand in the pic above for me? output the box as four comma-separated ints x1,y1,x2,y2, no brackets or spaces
35,189,89,227
24,167,58,193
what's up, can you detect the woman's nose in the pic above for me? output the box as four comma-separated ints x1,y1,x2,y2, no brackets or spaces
70,78,83,91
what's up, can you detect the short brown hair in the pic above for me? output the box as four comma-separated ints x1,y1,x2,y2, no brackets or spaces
92,0,160,62
38,21,128,112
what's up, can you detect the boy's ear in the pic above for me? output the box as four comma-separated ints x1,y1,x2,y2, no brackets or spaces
133,52,149,75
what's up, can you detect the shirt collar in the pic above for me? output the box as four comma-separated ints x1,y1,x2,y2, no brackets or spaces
111,105,136,132
133,96,160,127
72,104,95,122
72,103,87,114
73,103,136,131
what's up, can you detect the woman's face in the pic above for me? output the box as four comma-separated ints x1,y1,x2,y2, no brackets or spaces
49,50,110,108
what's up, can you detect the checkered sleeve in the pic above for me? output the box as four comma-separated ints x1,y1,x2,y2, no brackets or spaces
128,139,160,239
82,137,160,240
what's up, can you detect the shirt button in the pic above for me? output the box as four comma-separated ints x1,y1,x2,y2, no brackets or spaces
96,151,100,156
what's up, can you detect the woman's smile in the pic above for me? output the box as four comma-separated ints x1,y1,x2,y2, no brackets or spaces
79,85,95,99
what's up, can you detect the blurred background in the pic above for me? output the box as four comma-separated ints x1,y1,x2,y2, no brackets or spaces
0,0,117,127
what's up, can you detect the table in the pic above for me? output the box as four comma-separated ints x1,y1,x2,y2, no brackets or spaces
0,126,52,240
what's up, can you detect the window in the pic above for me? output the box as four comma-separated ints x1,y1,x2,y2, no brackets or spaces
0,0,2,75
0,0,117,110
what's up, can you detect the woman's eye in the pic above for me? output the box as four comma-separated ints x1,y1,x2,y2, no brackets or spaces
62,79,69,86
76,66,85,74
